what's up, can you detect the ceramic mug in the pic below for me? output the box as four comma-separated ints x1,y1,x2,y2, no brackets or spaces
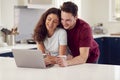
57,55,67,60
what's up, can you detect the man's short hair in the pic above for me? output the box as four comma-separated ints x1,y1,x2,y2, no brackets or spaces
61,1,78,17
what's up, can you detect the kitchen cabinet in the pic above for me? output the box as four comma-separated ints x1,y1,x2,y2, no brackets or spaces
102,37,111,64
27,0,55,9
95,38,103,63
95,37,110,64
95,37,120,65
15,0,28,6
0,52,13,57
108,37,120,65
15,0,55,6
28,0,53,5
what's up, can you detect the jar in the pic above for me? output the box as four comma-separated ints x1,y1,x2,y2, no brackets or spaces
6,35,15,46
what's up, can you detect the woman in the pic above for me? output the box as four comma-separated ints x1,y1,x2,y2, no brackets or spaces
33,8,67,65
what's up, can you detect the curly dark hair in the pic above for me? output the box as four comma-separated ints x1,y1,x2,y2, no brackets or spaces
61,1,78,17
33,7,61,43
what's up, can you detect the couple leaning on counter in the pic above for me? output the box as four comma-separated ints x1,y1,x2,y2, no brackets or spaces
33,1,100,67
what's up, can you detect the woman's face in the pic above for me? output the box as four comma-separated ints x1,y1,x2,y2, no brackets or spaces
45,13,59,32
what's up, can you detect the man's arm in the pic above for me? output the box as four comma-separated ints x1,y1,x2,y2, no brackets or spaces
67,47,89,66
57,47,89,67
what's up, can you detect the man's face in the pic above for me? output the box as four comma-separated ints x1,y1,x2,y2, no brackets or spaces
61,11,77,30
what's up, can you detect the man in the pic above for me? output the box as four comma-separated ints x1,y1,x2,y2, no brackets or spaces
57,1,100,67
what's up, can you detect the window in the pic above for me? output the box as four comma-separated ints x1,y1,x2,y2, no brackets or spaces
109,0,120,21
115,0,120,19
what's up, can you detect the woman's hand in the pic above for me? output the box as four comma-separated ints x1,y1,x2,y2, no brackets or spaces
44,55,57,65
56,57,68,67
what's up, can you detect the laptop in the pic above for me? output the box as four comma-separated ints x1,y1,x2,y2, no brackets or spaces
12,49,52,69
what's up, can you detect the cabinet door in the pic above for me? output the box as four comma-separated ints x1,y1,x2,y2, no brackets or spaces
95,38,104,57
109,37,120,65
15,0,28,6
0,52,13,57
28,0,53,4
95,37,110,64
102,37,111,64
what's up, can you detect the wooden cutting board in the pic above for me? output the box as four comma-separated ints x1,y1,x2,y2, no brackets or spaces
110,32,120,36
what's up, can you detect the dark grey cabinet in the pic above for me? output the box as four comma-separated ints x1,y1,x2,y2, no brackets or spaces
95,37,120,65
108,37,120,65
95,37,110,64
0,52,13,57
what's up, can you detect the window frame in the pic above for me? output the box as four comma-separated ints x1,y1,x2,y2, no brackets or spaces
109,0,120,22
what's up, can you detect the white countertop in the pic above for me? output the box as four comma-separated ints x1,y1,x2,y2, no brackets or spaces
0,44,37,54
93,34,120,38
0,57,120,80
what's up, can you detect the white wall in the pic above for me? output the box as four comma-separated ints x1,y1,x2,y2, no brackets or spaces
81,0,120,34
80,0,93,24
1,0,15,29
0,0,1,25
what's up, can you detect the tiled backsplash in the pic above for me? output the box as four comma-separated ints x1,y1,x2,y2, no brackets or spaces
14,7,45,42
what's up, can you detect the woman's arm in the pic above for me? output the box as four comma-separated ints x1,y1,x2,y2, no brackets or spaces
47,45,67,65
59,45,67,55
37,42,45,53
58,29,67,56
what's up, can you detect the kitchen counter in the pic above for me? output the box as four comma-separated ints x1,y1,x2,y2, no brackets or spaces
0,57,120,80
93,34,120,38
0,44,37,54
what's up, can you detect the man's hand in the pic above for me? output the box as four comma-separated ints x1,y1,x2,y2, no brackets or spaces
56,57,67,67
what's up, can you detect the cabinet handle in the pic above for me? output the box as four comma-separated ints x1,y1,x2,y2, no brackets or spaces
101,38,104,41
115,38,118,41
